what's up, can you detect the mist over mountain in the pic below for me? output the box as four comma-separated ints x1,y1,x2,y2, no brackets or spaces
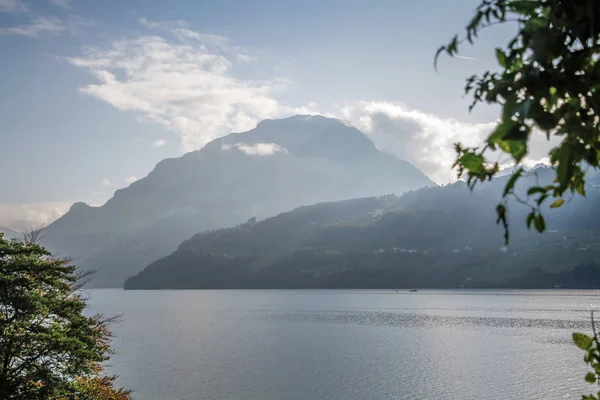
41,115,434,287
125,167,600,289
495,163,549,178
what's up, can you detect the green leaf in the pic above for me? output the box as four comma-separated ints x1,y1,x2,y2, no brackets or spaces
434,46,446,71
469,12,483,33
526,211,535,229
447,37,458,55
549,198,565,208
556,147,573,187
508,0,540,14
576,179,586,196
496,204,509,244
488,121,517,148
535,112,558,131
574,333,594,350
458,152,485,173
496,204,506,224
585,372,596,384
518,99,532,118
534,214,546,232
503,124,528,141
506,140,528,163
503,168,523,196
503,95,518,121
496,48,507,67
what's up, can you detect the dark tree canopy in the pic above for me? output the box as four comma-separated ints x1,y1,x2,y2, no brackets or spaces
0,232,131,400
437,0,600,243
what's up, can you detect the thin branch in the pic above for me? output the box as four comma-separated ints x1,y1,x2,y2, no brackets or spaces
23,225,46,245
592,310,599,344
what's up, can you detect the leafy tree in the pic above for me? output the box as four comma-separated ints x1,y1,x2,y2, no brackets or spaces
0,232,131,400
67,374,133,400
439,2,600,398
436,0,600,243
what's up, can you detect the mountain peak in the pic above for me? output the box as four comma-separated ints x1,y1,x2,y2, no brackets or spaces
69,202,92,212
256,114,348,127
217,114,375,162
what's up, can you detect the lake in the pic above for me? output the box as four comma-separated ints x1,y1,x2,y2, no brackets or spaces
86,289,600,399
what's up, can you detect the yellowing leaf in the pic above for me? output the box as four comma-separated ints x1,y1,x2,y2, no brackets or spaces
549,198,564,208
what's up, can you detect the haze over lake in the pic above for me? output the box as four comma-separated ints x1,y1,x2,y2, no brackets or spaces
87,289,595,400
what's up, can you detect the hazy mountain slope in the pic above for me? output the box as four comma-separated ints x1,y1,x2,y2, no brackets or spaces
0,226,21,240
124,168,600,289
42,115,434,287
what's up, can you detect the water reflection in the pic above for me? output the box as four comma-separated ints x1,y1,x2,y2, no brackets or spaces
87,290,598,400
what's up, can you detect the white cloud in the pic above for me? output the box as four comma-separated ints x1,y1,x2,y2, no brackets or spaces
222,142,288,156
335,101,564,184
522,157,551,168
0,14,91,37
102,178,110,186
124,176,138,184
335,101,563,184
68,19,288,152
0,0,27,12
335,101,496,183
499,156,552,171
152,139,166,148
50,0,71,9
0,202,70,232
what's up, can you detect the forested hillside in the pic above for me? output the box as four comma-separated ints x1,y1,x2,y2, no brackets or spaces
125,168,600,289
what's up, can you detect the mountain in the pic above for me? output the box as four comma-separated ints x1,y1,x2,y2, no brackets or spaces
0,227,21,240
42,115,434,287
124,167,600,289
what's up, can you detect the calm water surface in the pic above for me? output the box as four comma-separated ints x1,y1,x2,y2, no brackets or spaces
86,290,600,399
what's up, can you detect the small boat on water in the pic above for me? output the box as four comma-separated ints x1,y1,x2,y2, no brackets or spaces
409,289,418,293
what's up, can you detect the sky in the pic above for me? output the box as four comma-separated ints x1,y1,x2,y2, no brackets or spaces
0,0,558,231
